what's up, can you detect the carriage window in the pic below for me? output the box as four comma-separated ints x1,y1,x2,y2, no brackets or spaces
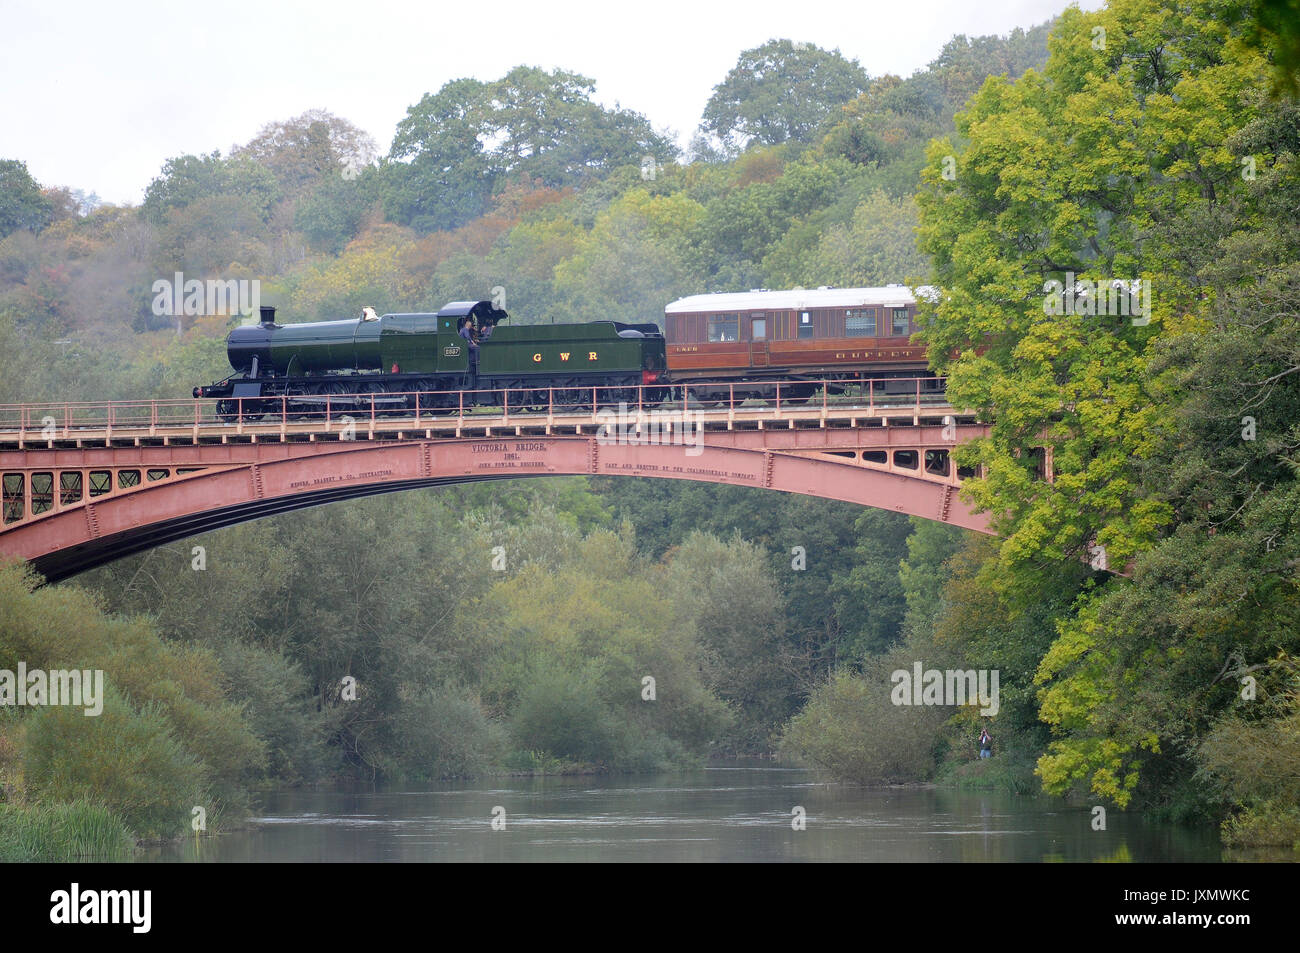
891,308,911,336
797,312,813,339
845,309,877,336
707,313,739,342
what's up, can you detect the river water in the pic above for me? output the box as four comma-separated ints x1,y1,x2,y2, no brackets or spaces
136,763,1226,862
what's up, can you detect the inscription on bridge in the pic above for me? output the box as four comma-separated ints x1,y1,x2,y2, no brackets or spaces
289,468,393,489
471,441,549,470
603,461,760,482
466,440,761,483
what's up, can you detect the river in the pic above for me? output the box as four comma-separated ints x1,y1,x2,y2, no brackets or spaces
133,763,1227,862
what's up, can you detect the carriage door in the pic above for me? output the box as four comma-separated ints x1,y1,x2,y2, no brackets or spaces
749,314,769,367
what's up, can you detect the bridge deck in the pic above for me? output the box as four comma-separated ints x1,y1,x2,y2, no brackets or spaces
0,401,967,449
0,377,964,449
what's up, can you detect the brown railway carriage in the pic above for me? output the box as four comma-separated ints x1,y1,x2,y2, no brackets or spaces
663,287,934,398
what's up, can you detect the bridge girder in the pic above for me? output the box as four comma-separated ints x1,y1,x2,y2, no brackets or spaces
1,428,991,583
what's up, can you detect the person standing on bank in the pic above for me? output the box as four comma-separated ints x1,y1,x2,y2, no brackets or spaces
978,727,993,759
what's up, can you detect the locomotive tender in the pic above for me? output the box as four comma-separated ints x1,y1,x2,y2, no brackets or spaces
195,286,938,417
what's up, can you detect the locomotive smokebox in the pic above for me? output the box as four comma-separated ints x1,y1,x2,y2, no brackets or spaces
228,319,276,375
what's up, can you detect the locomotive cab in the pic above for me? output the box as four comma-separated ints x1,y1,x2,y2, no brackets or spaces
436,300,507,337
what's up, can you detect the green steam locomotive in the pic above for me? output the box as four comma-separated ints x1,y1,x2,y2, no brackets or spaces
195,301,668,417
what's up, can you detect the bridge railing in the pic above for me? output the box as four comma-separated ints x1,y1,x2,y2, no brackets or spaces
0,375,953,440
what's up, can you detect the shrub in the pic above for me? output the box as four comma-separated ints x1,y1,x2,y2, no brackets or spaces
1221,801,1300,850
22,686,200,839
780,661,947,784
390,684,507,779
511,665,624,766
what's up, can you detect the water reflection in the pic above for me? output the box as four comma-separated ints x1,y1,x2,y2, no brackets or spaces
139,764,1226,863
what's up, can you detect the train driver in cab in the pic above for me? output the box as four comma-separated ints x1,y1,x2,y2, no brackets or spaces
459,316,480,371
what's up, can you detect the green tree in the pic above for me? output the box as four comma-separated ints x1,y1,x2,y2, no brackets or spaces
385,68,676,232
1247,0,1300,94
763,190,927,288
552,188,705,325
295,173,373,254
0,159,54,239
701,40,870,153
383,77,496,232
142,152,280,224
663,532,791,751
915,0,1269,571
826,509,911,661
23,687,201,839
912,0,1298,814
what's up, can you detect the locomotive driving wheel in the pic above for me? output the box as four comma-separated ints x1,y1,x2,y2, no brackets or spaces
321,381,351,421
554,385,590,413
596,386,638,410
286,385,315,420
366,381,392,416
414,379,437,412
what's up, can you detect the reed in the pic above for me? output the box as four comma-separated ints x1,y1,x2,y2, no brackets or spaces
0,800,134,862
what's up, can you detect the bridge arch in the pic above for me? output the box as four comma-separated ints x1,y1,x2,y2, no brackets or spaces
1,428,992,583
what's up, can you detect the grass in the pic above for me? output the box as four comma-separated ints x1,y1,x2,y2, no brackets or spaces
939,750,1040,795
503,750,589,775
0,800,135,862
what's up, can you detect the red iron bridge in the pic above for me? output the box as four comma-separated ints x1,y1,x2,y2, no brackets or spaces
0,376,1010,583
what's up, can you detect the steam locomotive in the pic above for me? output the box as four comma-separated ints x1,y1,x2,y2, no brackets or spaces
195,301,668,417
194,287,939,417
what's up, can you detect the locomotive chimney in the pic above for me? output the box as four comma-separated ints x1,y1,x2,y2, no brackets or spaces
259,305,277,327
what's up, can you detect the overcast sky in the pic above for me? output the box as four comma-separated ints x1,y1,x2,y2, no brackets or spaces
1,0,1102,205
